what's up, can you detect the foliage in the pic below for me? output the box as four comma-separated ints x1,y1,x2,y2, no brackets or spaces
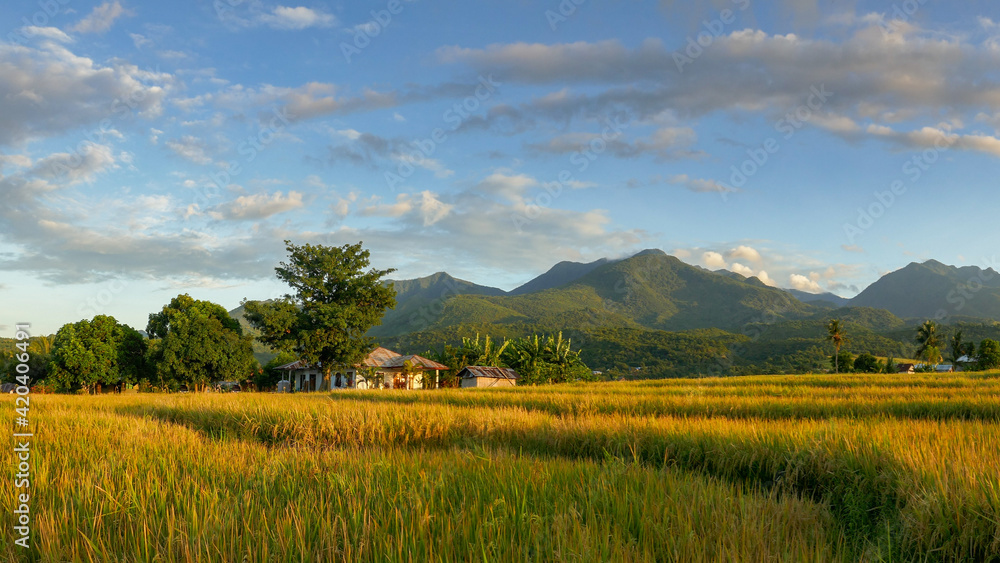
147,294,257,390
0,335,55,385
915,320,941,360
883,356,896,374
826,320,849,374
852,353,880,373
504,332,592,385
947,330,974,366
830,351,854,373
976,338,1000,370
47,315,147,392
257,350,298,390
919,345,943,366
243,240,396,389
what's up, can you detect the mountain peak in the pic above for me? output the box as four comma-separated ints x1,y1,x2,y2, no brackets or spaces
633,248,667,258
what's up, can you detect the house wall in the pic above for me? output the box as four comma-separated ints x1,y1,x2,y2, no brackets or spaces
461,377,515,388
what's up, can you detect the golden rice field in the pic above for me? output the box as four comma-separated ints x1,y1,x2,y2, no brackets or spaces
3,372,1000,562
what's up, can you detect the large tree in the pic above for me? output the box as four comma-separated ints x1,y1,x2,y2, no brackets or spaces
977,339,1000,371
147,294,257,391
242,240,397,390
48,315,148,392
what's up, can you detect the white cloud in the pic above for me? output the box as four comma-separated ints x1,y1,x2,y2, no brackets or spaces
757,270,777,287
70,1,130,34
130,33,153,49
789,273,824,293
0,41,171,145
728,245,763,263
30,143,116,185
702,251,727,269
731,262,754,276
258,6,336,30
21,27,73,43
211,191,305,220
166,136,213,166
667,174,736,193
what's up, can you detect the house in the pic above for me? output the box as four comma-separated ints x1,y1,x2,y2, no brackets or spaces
275,346,448,391
457,366,519,388
897,363,915,374
956,355,977,371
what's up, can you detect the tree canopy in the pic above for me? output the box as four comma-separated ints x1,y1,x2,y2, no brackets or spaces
48,315,147,392
977,339,1000,370
915,320,941,360
147,294,257,390
243,240,397,389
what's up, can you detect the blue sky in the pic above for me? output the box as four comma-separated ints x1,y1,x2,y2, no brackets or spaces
3,0,1000,335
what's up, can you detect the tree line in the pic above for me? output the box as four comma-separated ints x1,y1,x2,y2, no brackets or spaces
826,319,1000,373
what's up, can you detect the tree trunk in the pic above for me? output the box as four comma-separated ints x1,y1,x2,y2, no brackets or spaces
322,366,331,391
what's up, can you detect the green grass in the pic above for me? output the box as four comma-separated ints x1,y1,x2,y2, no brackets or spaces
3,372,999,561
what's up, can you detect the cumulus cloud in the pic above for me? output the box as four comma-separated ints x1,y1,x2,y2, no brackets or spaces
702,251,727,269
210,191,305,220
360,191,454,226
0,41,170,146
30,143,116,185
437,26,1000,157
756,270,777,287
283,83,396,121
728,245,763,263
70,1,131,34
324,130,454,179
789,273,824,293
258,6,336,30
730,262,755,276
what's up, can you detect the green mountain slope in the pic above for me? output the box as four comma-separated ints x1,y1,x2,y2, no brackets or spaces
509,257,611,295
382,250,817,335
849,260,1000,321
369,272,506,337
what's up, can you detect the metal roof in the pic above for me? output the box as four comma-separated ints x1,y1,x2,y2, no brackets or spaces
457,366,519,380
380,354,449,370
362,346,402,367
276,346,406,371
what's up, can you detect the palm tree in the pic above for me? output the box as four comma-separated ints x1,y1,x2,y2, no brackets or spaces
915,320,940,361
826,320,849,374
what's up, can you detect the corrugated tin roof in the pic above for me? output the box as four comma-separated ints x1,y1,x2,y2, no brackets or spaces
380,354,449,370
362,346,401,367
458,366,519,380
277,347,404,371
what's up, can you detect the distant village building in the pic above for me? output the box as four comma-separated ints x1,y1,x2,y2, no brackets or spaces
275,346,448,391
457,366,519,388
956,355,977,371
897,363,916,374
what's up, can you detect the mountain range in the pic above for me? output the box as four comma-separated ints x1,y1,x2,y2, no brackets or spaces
375,251,1000,335
235,250,1000,376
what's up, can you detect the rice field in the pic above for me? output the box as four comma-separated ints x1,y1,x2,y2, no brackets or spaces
3,373,999,562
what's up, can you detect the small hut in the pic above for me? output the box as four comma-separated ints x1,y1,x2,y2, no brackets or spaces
457,366,519,388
